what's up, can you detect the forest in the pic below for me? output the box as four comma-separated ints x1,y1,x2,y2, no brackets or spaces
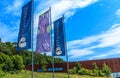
0,38,64,73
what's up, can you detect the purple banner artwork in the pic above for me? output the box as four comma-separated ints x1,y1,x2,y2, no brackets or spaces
36,10,51,52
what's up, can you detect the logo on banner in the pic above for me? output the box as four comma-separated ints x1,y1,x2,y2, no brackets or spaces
19,37,26,48
56,47,62,55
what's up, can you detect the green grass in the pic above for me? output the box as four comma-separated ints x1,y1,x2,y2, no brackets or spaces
2,70,113,78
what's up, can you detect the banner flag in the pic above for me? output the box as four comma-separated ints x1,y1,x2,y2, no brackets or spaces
53,17,66,56
36,10,51,52
16,1,32,50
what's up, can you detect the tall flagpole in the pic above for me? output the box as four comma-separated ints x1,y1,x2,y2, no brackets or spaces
31,0,34,78
52,55,55,78
63,15,70,78
49,7,55,78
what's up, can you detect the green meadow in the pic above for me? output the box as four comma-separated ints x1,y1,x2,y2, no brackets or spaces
2,70,113,78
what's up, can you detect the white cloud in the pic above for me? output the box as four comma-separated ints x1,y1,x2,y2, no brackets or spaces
67,35,100,48
115,9,120,17
52,0,98,20
94,24,120,48
33,0,98,38
6,0,24,16
0,0,24,42
68,48,94,58
67,23,120,60
89,45,120,60
110,24,120,29
35,0,98,25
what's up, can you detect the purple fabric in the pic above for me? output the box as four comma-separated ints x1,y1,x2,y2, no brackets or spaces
36,11,50,52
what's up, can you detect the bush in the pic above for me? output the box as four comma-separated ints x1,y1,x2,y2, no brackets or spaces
0,70,5,78
40,58,47,72
93,62,99,70
88,70,93,76
92,62,100,76
75,62,82,73
12,55,24,71
41,65,47,72
68,62,112,77
78,68,89,75
99,70,105,77
0,54,24,74
102,63,112,77
2,55,14,72
92,69,99,76
69,67,76,74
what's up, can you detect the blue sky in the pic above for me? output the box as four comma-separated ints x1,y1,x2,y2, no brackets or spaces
0,0,120,62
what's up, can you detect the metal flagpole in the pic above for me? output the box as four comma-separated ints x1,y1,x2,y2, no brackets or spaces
63,15,70,78
66,51,70,78
49,7,55,78
31,0,34,78
52,56,55,78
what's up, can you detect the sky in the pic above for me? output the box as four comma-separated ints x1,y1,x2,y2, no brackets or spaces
0,0,120,62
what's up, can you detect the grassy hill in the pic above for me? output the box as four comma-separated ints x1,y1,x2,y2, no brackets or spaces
2,70,113,78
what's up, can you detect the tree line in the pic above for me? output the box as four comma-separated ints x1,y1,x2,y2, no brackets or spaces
0,38,64,75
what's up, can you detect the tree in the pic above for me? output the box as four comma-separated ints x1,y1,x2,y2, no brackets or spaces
93,62,99,70
69,67,77,74
0,38,1,43
0,42,16,55
0,40,65,73
0,69,4,78
19,50,32,65
12,55,24,71
0,53,6,70
92,62,99,76
102,62,112,77
1,54,14,72
0,43,7,54
78,68,89,75
54,57,64,63
75,62,82,73
40,58,48,72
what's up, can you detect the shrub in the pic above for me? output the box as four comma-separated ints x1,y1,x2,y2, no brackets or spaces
78,68,89,75
102,63,112,77
68,62,112,77
2,55,14,72
88,70,94,76
75,62,82,73
93,62,99,70
69,67,76,74
41,65,47,72
99,70,105,77
12,55,24,71
92,69,100,76
92,62,99,76
0,53,25,73
40,58,48,72
0,70,5,78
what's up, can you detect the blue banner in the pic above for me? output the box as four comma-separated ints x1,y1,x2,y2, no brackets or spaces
53,17,66,56
16,1,32,50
